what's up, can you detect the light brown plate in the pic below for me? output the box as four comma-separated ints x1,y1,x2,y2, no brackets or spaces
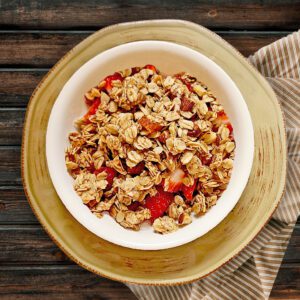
22,20,286,285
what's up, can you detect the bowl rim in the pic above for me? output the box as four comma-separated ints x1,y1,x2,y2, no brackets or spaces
45,39,254,250
21,19,287,285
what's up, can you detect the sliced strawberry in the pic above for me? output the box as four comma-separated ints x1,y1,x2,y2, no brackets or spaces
144,186,174,222
180,97,194,111
131,67,141,75
187,123,201,138
87,199,98,209
227,123,233,133
138,116,164,134
86,164,95,173
84,98,100,120
71,167,81,175
144,64,157,73
158,131,170,144
182,180,197,201
199,153,212,166
217,111,233,133
127,161,145,175
176,75,193,92
104,72,123,91
164,168,185,193
128,201,141,211
94,167,116,188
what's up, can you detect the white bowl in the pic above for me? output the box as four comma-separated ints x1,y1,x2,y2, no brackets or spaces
46,41,254,250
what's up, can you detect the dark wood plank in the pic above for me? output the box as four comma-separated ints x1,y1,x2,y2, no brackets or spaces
0,225,300,299
0,69,45,107
0,147,21,185
0,187,37,224
0,31,289,68
0,110,24,145
0,32,85,68
0,1,299,30
0,266,136,300
1,183,300,227
0,264,298,300
270,264,300,299
0,221,299,264
0,32,289,109
0,225,70,264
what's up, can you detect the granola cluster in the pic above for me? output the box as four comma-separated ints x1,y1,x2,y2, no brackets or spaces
65,65,235,234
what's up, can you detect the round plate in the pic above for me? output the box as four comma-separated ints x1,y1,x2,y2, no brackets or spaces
22,20,286,285
46,40,254,250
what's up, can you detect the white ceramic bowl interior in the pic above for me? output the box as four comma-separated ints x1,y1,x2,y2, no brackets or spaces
46,41,254,250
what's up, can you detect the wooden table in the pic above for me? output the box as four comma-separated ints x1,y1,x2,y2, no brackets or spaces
0,1,299,299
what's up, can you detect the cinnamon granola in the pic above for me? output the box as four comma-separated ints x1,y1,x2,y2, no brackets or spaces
65,65,235,234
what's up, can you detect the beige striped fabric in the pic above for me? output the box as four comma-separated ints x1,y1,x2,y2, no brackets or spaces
127,30,300,300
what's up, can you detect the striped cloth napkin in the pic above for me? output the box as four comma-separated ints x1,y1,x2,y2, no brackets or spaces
127,31,300,300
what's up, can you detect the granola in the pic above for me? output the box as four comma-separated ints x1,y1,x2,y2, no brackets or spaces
65,65,235,234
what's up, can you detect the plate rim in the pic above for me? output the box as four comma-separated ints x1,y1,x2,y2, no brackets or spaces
21,19,287,285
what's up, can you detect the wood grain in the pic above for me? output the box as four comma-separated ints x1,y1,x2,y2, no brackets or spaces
0,265,297,300
0,110,24,145
0,147,21,185
0,1,299,30
0,187,36,223
0,70,45,107
0,266,136,300
0,31,288,68
270,264,300,299
0,223,299,265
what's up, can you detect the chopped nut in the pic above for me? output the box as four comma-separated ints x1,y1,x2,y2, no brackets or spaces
180,151,194,165
124,125,138,144
126,151,144,167
108,101,118,113
178,119,194,130
193,84,207,97
225,141,235,153
153,216,178,234
178,212,192,225
166,111,180,122
222,158,233,169
133,136,153,150
202,132,217,144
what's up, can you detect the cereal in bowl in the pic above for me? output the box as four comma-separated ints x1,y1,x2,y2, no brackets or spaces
65,65,235,234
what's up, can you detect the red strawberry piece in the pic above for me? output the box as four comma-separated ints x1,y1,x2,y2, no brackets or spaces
86,164,95,173
138,116,164,134
144,186,174,222
182,180,197,201
84,98,100,120
131,67,141,75
199,153,212,166
67,153,75,161
87,199,98,209
176,75,193,92
144,64,157,73
104,72,123,91
158,131,170,144
227,123,233,133
184,81,193,92
187,123,201,138
217,111,233,133
71,167,81,175
180,97,194,111
127,161,145,175
128,201,141,211
164,168,185,193
94,167,116,188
